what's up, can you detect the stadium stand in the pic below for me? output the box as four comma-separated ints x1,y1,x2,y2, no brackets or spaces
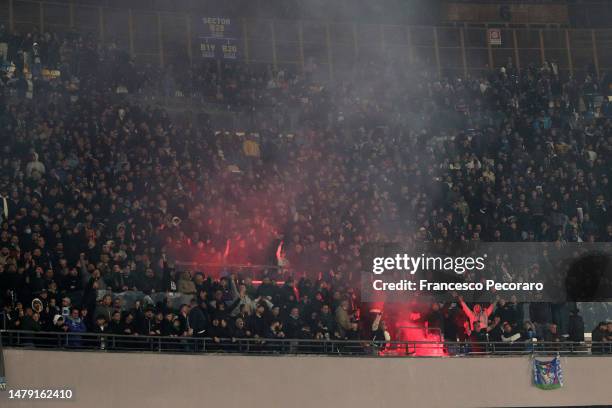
0,6,612,359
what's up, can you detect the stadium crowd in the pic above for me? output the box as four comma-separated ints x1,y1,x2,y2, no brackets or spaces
1,26,612,354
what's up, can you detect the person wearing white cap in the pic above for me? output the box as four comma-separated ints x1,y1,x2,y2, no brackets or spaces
52,315,67,332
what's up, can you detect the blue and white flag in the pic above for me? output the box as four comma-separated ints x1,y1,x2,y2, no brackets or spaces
533,356,563,390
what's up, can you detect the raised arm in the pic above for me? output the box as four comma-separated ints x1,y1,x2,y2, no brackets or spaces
161,256,171,291
372,313,382,331
484,301,496,317
223,239,231,261
275,241,283,263
229,274,240,299
458,296,475,321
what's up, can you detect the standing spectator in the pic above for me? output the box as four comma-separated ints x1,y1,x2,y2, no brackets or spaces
247,304,266,338
568,307,585,343
468,321,488,353
284,307,303,339
334,299,352,338
92,315,108,349
95,294,114,324
188,300,209,338
25,152,45,180
371,312,390,351
65,307,87,347
458,295,496,333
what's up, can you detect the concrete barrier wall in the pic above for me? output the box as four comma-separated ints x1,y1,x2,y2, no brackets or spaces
1,349,611,408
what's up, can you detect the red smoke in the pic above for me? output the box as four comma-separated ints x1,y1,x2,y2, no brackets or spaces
372,301,448,357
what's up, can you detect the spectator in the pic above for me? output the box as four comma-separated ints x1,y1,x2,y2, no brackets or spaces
25,152,45,180
592,321,608,353
500,321,521,352
568,307,585,343
232,317,251,339
334,300,352,338
247,304,267,338
108,311,123,335
139,307,157,336
284,307,303,339
469,321,488,352
178,272,196,295
51,314,67,333
65,308,87,347
317,304,335,338
94,295,114,324
486,316,503,342
544,323,562,343
458,295,496,333
371,312,390,351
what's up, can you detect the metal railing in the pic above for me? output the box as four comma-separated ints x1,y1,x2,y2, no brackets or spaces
1,330,610,357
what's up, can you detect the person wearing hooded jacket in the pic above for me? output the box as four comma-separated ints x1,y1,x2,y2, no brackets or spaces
51,314,67,333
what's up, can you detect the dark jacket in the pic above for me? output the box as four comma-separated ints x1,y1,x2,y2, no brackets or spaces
106,272,135,292
188,306,209,336
568,314,585,342
161,262,178,293
20,316,41,332
284,316,303,338
247,314,266,337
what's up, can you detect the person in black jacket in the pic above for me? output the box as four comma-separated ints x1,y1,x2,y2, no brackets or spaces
136,268,160,295
284,307,303,339
486,316,503,342
256,276,277,301
591,321,608,354
92,315,108,349
317,304,335,338
265,320,287,352
424,302,446,337
139,308,157,336
160,313,182,351
21,311,41,332
108,311,123,335
150,312,164,336
106,264,135,292
371,312,390,352
567,307,585,343
208,317,231,351
160,258,178,293
81,272,102,322
177,304,191,337
188,300,209,338
247,304,267,338
232,317,251,339
59,267,81,296
493,298,520,328
228,317,249,352
121,313,138,335
530,302,552,336
92,315,109,333
159,313,177,336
